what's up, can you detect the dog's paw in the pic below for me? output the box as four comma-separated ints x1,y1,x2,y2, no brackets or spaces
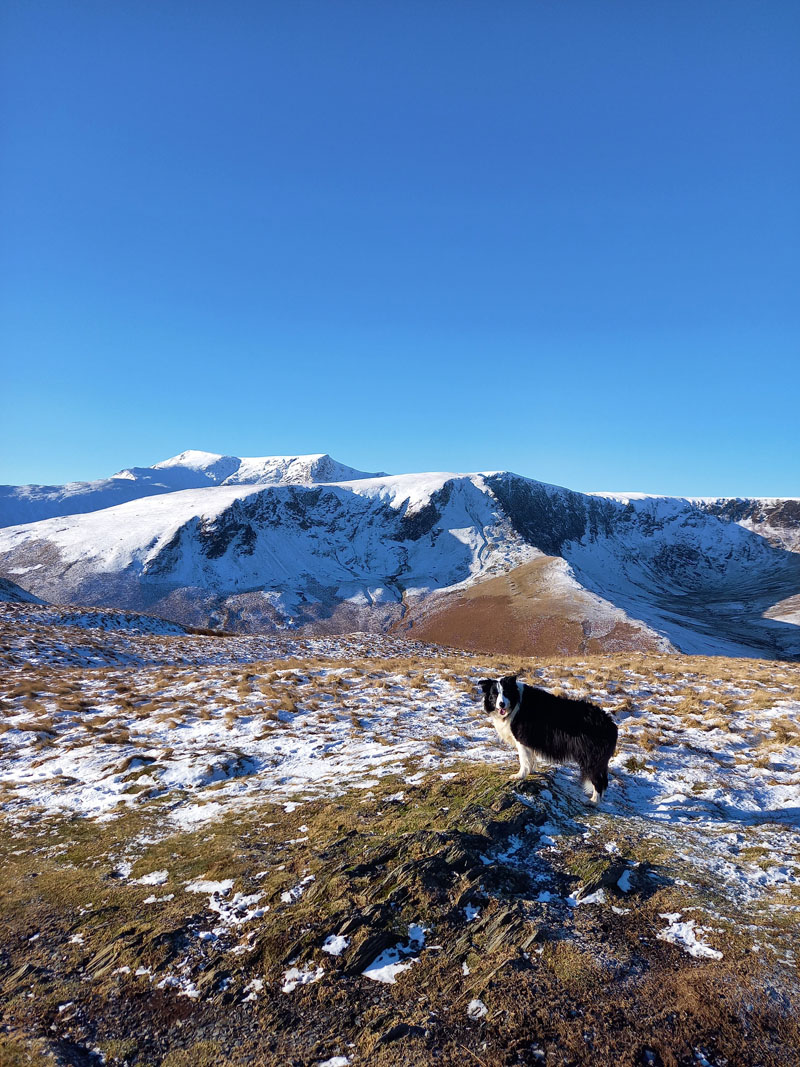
508,772,527,782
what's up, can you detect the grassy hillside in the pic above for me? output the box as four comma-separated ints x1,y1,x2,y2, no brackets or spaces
1,604,798,1065
400,557,666,657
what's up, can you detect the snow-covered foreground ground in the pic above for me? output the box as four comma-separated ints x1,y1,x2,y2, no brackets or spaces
1,601,799,1065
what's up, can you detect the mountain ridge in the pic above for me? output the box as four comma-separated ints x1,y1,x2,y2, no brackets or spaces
0,453,798,660
0,451,385,528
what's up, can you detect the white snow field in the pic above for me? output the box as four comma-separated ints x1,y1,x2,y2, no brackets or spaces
0,470,537,606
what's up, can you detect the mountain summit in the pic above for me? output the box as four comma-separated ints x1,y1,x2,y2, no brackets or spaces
0,452,385,528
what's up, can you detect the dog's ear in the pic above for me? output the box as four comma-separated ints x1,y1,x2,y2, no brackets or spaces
476,679,494,693
501,673,518,684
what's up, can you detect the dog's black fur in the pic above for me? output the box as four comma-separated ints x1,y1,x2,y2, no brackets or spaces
478,674,618,802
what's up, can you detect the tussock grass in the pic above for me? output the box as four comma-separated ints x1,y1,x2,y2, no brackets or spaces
13,719,59,739
755,715,799,753
542,941,603,989
276,692,299,714
7,682,43,699
98,729,132,745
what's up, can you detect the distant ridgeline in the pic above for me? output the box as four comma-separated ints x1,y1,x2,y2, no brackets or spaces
0,451,798,660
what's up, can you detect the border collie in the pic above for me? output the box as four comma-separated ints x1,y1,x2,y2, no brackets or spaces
478,674,618,803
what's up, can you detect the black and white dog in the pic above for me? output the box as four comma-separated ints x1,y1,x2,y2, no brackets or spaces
478,674,618,803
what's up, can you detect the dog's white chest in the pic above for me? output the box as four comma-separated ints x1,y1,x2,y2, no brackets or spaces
490,712,517,749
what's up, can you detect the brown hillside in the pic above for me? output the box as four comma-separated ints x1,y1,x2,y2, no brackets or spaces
399,556,665,658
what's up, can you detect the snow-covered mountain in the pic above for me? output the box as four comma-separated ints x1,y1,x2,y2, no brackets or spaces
0,454,798,659
0,451,384,528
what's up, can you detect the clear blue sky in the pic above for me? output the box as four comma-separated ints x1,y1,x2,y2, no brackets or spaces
2,1,798,496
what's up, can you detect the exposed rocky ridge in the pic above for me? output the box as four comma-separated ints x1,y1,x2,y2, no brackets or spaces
485,473,618,555
698,496,800,551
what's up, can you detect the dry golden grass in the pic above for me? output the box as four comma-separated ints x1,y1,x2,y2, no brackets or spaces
99,729,131,745
7,681,42,699
13,718,58,738
276,692,299,714
115,754,155,775
745,689,785,710
2,636,797,806
541,941,603,990
755,716,799,754
84,715,119,732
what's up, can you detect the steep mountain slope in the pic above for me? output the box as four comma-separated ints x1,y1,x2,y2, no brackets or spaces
0,473,536,632
410,477,800,659
0,576,46,604
0,458,797,658
571,489,800,656
0,451,384,528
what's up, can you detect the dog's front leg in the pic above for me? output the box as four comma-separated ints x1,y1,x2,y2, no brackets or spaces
509,743,530,781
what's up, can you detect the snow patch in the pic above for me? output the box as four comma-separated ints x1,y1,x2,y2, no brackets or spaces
281,963,324,992
362,923,428,984
281,874,315,904
657,913,723,960
322,934,350,956
135,870,168,886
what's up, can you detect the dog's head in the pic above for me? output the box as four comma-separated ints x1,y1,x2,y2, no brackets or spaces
477,675,520,718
